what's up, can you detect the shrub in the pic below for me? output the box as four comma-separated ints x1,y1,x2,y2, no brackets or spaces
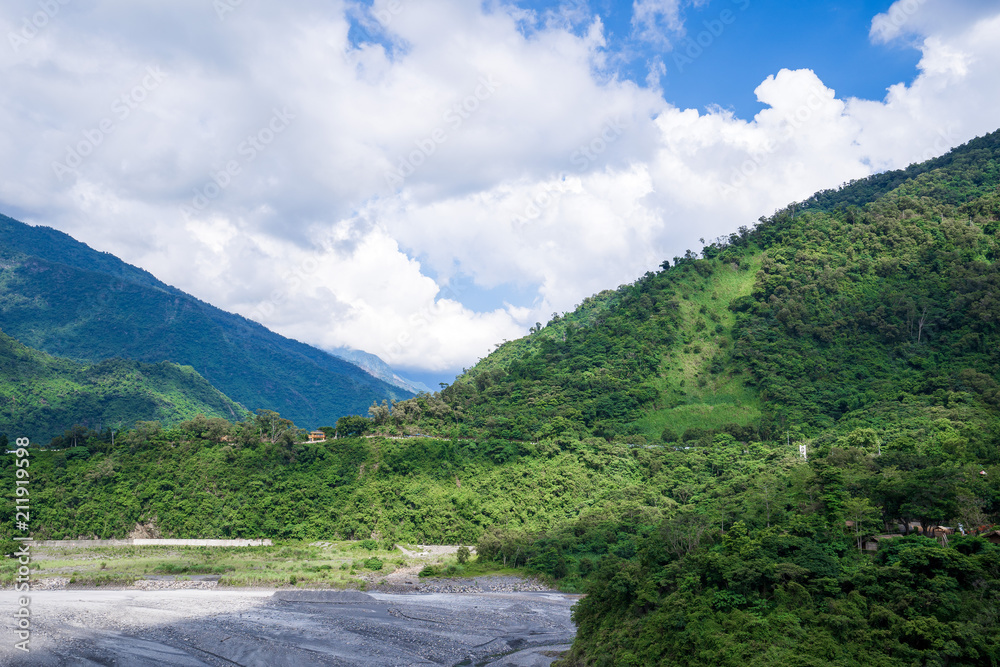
457,546,470,564
364,557,383,571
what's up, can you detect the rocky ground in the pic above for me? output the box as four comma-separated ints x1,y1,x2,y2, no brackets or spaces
365,574,553,595
0,588,576,666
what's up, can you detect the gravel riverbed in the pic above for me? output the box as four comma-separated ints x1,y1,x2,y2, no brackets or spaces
0,585,577,666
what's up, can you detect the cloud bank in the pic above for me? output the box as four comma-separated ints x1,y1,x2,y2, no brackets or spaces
1,0,998,376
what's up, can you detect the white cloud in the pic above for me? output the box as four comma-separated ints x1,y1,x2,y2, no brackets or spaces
870,0,998,44
1,0,999,377
631,0,709,45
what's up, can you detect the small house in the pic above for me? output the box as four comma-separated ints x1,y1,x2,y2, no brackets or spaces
983,530,1000,546
308,430,326,442
863,534,902,552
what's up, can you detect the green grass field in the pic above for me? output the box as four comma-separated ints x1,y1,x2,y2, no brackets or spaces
634,255,762,441
3,541,494,589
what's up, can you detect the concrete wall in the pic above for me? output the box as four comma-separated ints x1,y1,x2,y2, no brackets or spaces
35,539,273,548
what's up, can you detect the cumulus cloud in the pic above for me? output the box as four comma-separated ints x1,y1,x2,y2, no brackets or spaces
0,0,999,376
869,0,998,44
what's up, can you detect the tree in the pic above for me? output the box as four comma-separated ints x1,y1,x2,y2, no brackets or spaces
335,415,370,438
844,496,882,550
368,400,390,426
253,410,295,444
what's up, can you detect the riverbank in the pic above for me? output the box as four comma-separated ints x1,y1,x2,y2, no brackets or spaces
0,588,576,665
3,540,502,591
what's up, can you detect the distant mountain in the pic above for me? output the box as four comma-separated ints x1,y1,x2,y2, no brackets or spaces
0,329,248,442
0,214,412,428
330,347,432,394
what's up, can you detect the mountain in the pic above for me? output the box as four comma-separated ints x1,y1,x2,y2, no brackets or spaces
330,347,432,394
0,329,248,442
0,214,412,428
426,130,1000,448
440,130,1000,666
7,133,1000,666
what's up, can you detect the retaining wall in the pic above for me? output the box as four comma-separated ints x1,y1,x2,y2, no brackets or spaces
34,539,273,548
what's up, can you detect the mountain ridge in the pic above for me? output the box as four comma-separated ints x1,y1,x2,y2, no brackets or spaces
0,328,249,442
4,131,1000,667
0,213,413,427
330,346,432,394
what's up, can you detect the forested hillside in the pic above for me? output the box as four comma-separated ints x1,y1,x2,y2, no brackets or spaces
0,214,411,426
0,329,247,442
4,133,1000,666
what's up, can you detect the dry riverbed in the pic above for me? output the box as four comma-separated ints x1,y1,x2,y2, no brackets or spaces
2,542,577,665
0,588,576,666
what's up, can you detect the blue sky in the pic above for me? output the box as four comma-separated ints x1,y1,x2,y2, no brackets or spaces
508,0,922,116
2,0,998,387
388,0,927,323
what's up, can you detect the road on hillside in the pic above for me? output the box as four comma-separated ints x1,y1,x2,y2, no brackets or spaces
0,589,576,666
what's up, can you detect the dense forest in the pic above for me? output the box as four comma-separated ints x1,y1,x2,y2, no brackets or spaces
3,131,1000,665
0,329,248,443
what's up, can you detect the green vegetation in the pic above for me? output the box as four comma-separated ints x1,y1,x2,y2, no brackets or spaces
0,329,248,441
0,541,426,589
0,213,411,428
0,419,680,542
4,132,1000,664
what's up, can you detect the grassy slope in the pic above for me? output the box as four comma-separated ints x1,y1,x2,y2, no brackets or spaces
0,329,249,441
633,254,763,439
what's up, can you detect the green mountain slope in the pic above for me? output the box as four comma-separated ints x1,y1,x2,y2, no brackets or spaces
0,329,248,442
6,133,1000,666
0,215,412,427
416,131,1000,453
